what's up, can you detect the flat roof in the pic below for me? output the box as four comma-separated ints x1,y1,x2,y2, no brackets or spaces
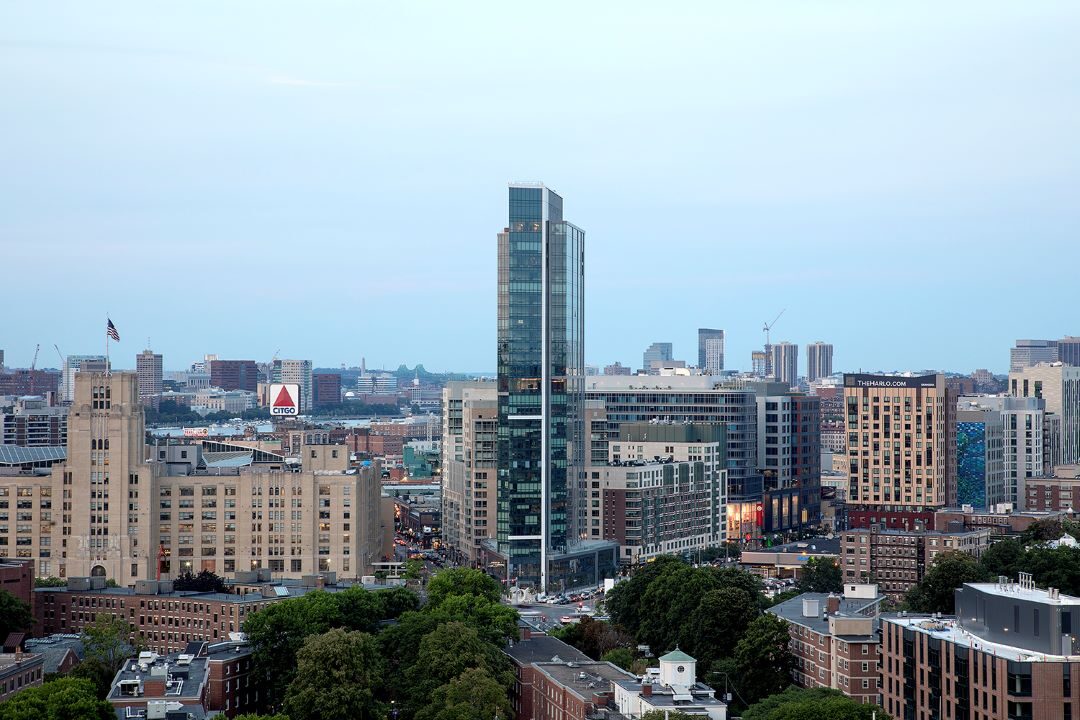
504,635,590,666
533,661,635,700
0,445,66,465
966,582,1080,607
769,592,882,637
884,614,1054,662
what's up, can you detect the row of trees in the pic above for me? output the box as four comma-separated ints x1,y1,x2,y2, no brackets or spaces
241,569,517,720
906,518,1080,614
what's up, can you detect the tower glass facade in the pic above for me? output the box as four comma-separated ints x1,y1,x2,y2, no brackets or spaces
497,184,585,590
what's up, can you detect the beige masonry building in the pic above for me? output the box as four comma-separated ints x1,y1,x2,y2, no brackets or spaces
0,372,388,585
441,381,497,567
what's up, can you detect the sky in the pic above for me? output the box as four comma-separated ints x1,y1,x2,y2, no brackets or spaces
3,2,1078,375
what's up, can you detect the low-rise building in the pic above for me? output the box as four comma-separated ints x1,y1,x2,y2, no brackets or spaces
612,649,727,719
740,537,841,580
881,574,1080,720
0,651,44,702
108,641,258,719
934,507,1067,536
0,396,67,446
767,584,884,704
23,634,84,675
1022,465,1080,512
841,525,991,601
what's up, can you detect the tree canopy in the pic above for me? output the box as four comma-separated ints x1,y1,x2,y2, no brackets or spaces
904,551,990,614
796,557,843,594
172,569,228,593
0,677,113,720
424,568,502,607
81,614,142,673
0,590,32,641
741,686,891,720
284,629,384,720
726,614,795,709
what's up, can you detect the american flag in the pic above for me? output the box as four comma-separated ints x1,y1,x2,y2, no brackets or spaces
106,318,120,342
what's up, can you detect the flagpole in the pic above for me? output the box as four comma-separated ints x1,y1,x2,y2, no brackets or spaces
105,314,111,376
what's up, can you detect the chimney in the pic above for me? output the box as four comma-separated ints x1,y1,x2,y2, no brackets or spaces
522,627,533,640
826,594,840,614
642,683,652,697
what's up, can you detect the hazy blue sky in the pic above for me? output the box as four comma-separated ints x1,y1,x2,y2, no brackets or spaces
3,2,1078,374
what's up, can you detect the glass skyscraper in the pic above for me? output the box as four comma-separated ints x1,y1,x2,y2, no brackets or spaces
497,183,587,591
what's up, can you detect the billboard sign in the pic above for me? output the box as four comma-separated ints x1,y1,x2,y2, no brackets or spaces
844,374,938,389
182,427,209,438
270,383,300,416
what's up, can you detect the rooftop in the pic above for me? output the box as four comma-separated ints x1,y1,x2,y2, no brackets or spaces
23,634,84,674
533,661,635,700
504,634,590,666
885,614,1045,663
109,643,251,703
769,591,883,637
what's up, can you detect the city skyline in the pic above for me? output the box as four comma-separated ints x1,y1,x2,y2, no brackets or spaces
4,2,1079,373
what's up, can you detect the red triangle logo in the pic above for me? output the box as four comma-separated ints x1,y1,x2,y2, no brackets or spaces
273,386,296,408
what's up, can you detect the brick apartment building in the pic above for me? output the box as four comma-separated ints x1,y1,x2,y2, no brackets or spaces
841,525,990,601
0,652,44,702
882,575,1080,720
35,577,283,655
109,641,258,718
768,584,884,704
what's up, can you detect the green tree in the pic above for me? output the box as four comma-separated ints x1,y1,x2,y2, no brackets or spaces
605,555,687,636
243,590,345,709
1022,546,1080,597
1021,517,1080,545
283,629,384,720
172,569,227,593
681,586,759,669
335,586,387,633
0,677,113,720
741,686,890,720
905,551,990,614
377,586,420,619
404,621,511,709
796,557,843,593
426,594,519,644
415,668,512,720
730,614,794,708
601,647,636,671
641,711,701,720
979,538,1027,579
69,658,118,699
82,614,142,674
0,590,32,641
402,559,425,580
425,568,501,606
34,577,66,588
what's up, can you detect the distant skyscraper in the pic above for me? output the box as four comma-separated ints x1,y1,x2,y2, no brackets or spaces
61,355,108,403
697,329,724,374
751,351,767,376
642,342,673,373
1058,337,1080,367
208,360,259,393
806,342,833,382
603,362,632,376
770,342,799,387
272,359,313,412
0,349,4,372
135,349,163,408
1010,339,1058,372
497,183,613,592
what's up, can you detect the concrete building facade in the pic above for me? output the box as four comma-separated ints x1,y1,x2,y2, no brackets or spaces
1009,363,1080,467
135,350,163,409
770,342,799,388
806,342,834,383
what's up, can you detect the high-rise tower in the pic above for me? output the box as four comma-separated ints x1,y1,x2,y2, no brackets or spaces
497,183,587,591
698,329,724,374
806,342,833,382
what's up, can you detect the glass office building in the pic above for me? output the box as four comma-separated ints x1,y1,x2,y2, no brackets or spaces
497,183,595,591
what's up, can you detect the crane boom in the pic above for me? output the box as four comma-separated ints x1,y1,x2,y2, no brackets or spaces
762,309,787,347
29,344,40,394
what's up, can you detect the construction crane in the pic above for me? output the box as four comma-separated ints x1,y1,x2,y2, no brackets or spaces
54,344,65,365
28,344,40,394
762,309,786,348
